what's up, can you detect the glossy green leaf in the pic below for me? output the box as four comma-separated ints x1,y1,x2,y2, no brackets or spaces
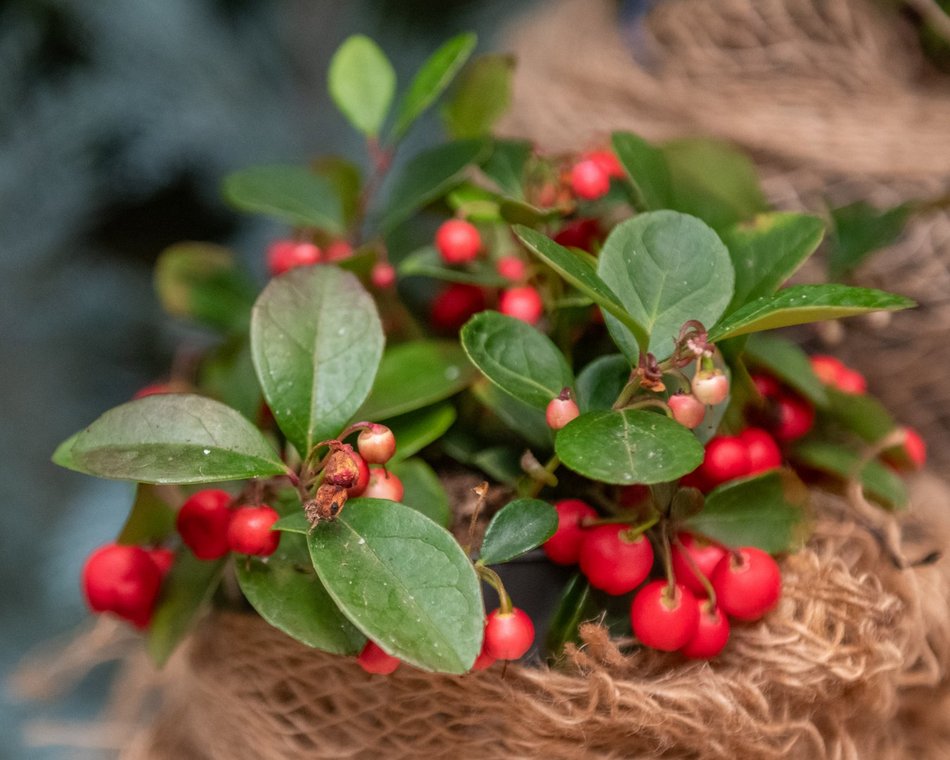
556,409,704,484
791,441,907,510
251,266,384,457
61,395,285,484
386,404,457,463
597,211,735,360
471,380,552,450
545,574,593,656
147,552,225,666
222,165,343,233
380,139,488,233
441,54,514,139
440,432,524,485
611,131,671,210
709,284,915,341
823,387,898,444
390,458,451,527
481,139,532,199
575,354,630,413
358,340,477,420
236,531,365,654
398,245,508,287
307,499,483,673
117,484,178,546
274,511,309,535
479,498,557,565
154,243,255,332
390,33,477,141
328,35,395,138
744,333,828,407
720,212,825,313
461,311,573,410
829,201,910,279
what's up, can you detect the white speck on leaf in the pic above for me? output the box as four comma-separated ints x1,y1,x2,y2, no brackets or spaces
203,449,211,455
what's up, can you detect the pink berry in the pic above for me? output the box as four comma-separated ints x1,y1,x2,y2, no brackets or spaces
176,489,233,560
435,219,481,264
739,427,782,474
227,505,281,557
370,262,396,289
546,391,580,431
357,424,396,464
681,601,730,659
671,533,726,595
484,607,535,660
363,468,404,502
324,239,353,262
630,581,700,652
711,547,782,621
357,640,400,675
543,499,597,566
700,436,751,487
267,239,321,276
430,284,486,332
82,544,162,629
579,525,655,595
691,369,729,406
496,256,527,282
499,286,544,325
570,159,611,200
668,394,706,429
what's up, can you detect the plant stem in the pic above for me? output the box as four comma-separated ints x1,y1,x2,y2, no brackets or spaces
671,534,717,605
476,564,512,614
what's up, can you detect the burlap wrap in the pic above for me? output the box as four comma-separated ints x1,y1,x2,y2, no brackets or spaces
108,475,950,760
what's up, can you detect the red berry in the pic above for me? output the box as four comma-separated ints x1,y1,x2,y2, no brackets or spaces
681,601,730,659
324,239,353,262
267,239,321,276
133,383,173,399
810,355,846,386
739,427,782,474
82,544,162,628
484,607,535,660
357,640,400,675
499,286,544,325
363,468,404,501
430,283,486,332
671,533,726,595
630,581,699,652
147,547,175,577
773,394,815,441
711,547,782,621
227,505,281,557
836,368,867,395
579,525,654,595
347,450,370,497
700,436,751,487
618,484,650,508
357,424,396,464
435,219,481,264
751,373,782,400
496,256,527,282
471,634,497,671
668,394,705,429
570,159,611,200
370,262,396,289
546,393,580,431
554,218,601,251
583,149,624,178
176,489,233,560
691,369,729,406
902,427,927,469
543,499,597,565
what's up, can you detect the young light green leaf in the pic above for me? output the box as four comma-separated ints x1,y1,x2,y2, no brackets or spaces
390,33,478,141
479,498,558,565
398,245,509,287
147,551,225,666
791,441,907,510
222,165,343,233
251,266,384,457
117,484,179,546
358,340,477,420
386,404,457,463
481,139,532,199
556,410,704,485
389,458,451,527
575,354,630,413
720,212,825,313
328,35,396,138
62,395,286,484
441,54,514,139
611,131,672,210
684,470,808,553
461,311,573,410
709,284,915,341
829,201,910,280
447,183,503,222
236,530,366,654
307,499,483,673
744,333,828,407
597,211,735,360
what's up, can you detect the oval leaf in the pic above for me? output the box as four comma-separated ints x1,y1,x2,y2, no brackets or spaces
328,35,395,138
399,245,509,287
117,484,178,546
575,354,630,413
556,409,704,485
441,54,514,139
65,395,286,484
222,165,343,233
461,311,573,410
481,139,532,200
791,441,907,510
307,499,483,673
386,404,457,463
709,284,916,341
744,333,828,407
251,266,384,457
390,458,452,527
611,131,672,210
479,498,557,565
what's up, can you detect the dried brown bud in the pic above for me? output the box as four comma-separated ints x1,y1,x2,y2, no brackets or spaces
305,484,348,525
323,444,360,489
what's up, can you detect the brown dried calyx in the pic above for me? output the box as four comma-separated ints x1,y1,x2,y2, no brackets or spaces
305,484,347,526
323,444,360,490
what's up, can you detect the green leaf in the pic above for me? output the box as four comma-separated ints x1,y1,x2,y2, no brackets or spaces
513,225,648,352
52,431,80,471
328,35,396,138
709,284,915,341
358,340,477,420
147,552,225,666
236,530,366,654
198,336,262,422
313,156,362,229
545,574,593,656
222,165,343,233
274,511,309,535
62,395,286,484
556,410,704,485
117,484,178,546
720,212,825,313
479,498,557,565
597,211,735,360
791,441,907,510
661,138,768,230
386,404,457,463
575,354,630,413
398,245,509,287
380,139,489,233
611,131,672,210
154,243,255,332
744,333,828,407
471,380,552,450
461,311,573,410
441,54,514,139
389,458,451,527
307,499,483,673
823,387,898,444
829,201,910,279
390,33,477,141
684,470,808,553
481,139,532,199
251,266,384,457
447,184,503,222
440,432,524,485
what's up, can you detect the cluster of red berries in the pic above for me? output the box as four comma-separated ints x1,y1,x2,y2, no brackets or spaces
81,543,173,628
569,149,625,201
683,427,783,491
266,238,354,277
175,489,281,560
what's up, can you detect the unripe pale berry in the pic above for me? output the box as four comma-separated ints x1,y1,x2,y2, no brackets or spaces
543,498,597,565
711,547,782,621
546,390,580,431
435,219,481,264
499,286,544,325
363,468,404,502
357,424,396,464
739,427,782,474
370,262,396,289
267,239,321,276
176,489,233,560
496,255,527,282
484,607,535,660
430,284,486,332
681,601,730,659
82,544,162,628
579,525,655,595
570,159,611,200
671,533,726,595
691,369,729,406
357,640,400,675
668,394,705,429
227,505,281,557
630,581,700,652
